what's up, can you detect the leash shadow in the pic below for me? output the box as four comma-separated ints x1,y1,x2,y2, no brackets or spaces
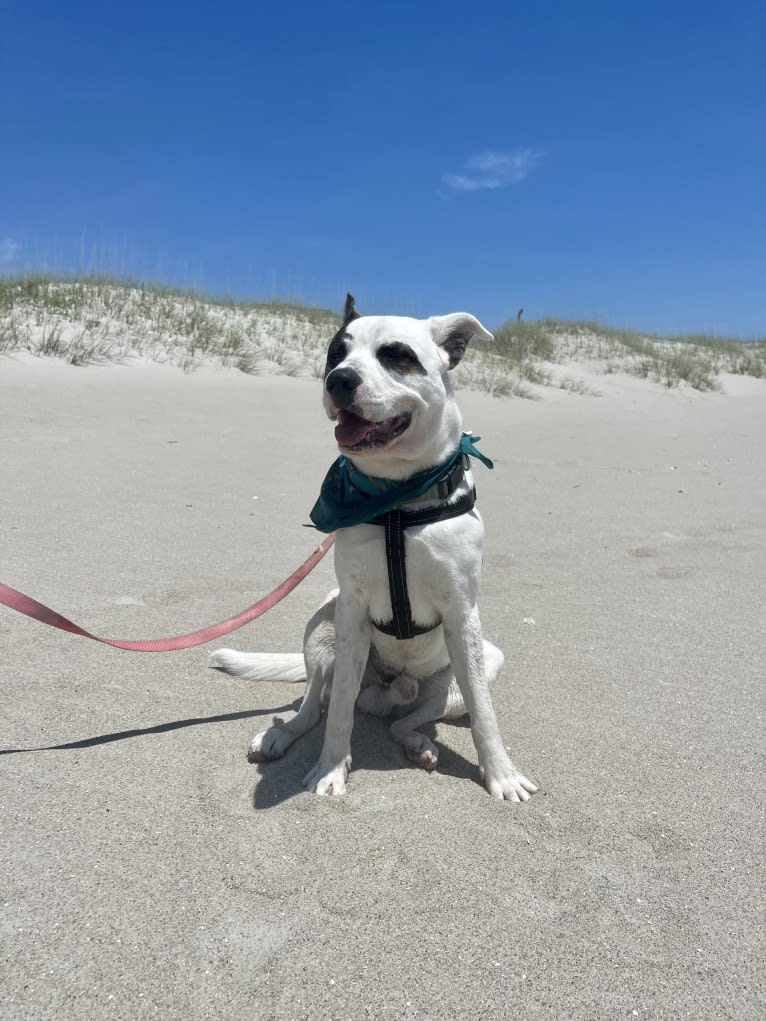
0,703,297,756
250,711,482,809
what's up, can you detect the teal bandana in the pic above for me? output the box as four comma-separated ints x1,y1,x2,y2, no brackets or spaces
309,433,493,533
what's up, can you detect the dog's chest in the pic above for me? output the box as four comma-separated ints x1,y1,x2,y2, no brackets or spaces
334,513,482,630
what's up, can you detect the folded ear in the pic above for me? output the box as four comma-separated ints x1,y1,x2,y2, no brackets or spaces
428,312,494,369
343,292,361,325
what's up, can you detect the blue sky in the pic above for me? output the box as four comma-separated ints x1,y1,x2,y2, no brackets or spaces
1,1,763,335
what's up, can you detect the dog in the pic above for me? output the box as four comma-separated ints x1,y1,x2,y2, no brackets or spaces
210,295,537,801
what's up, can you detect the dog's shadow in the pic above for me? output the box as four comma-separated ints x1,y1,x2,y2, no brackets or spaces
250,707,481,809
0,699,482,808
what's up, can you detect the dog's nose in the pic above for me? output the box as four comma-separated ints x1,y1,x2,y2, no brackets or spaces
325,367,362,409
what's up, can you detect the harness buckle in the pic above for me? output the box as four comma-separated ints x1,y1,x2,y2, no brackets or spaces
435,455,469,501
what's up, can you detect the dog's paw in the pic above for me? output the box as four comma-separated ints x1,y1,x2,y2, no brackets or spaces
390,721,439,771
402,733,438,771
482,763,538,803
247,726,294,763
303,755,352,796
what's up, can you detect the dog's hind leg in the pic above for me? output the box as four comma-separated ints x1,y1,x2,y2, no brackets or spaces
356,671,419,717
390,640,504,770
247,592,337,763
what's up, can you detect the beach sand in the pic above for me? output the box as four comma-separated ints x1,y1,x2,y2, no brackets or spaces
1,357,764,1019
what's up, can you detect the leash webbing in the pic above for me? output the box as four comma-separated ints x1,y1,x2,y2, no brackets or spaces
0,534,335,652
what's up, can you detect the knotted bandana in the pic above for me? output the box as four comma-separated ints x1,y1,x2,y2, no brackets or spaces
309,433,493,533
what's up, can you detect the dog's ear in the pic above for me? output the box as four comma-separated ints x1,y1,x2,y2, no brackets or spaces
428,313,494,369
343,292,361,325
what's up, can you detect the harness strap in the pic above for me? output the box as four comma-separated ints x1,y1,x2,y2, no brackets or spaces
383,509,412,639
371,487,477,640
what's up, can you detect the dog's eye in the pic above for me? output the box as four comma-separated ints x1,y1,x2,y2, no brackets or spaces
325,332,349,373
377,343,425,375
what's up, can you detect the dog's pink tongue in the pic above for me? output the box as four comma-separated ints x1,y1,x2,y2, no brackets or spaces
335,410,373,447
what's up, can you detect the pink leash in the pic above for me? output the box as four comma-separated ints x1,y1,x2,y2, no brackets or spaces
0,534,335,652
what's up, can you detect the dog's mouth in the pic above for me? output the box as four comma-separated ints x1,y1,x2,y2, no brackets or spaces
334,409,411,452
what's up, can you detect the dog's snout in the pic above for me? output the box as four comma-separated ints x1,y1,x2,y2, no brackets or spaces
325,367,362,408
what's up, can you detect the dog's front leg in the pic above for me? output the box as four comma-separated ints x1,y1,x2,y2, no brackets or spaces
443,606,537,802
303,593,370,796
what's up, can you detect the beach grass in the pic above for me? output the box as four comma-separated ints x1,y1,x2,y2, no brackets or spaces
487,315,765,392
1,273,763,394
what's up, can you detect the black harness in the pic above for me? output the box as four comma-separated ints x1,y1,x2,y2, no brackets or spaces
369,454,476,640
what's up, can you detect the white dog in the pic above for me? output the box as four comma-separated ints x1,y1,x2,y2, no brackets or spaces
211,295,537,801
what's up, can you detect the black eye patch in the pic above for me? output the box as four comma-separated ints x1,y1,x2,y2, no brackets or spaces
376,342,426,375
324,331,350,375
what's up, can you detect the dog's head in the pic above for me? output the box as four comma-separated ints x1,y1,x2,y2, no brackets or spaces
322,293,493,477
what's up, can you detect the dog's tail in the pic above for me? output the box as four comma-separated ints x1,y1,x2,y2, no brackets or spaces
209,649,306,683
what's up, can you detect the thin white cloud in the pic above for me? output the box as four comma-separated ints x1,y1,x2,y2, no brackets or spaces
444,149,542,192
0,237,21,265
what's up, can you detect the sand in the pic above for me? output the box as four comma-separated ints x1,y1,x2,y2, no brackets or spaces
0,357,764,1020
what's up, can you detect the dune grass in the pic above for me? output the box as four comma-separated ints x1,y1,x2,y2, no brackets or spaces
0,274,337,377
490,316,765,391
1,273,763,395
